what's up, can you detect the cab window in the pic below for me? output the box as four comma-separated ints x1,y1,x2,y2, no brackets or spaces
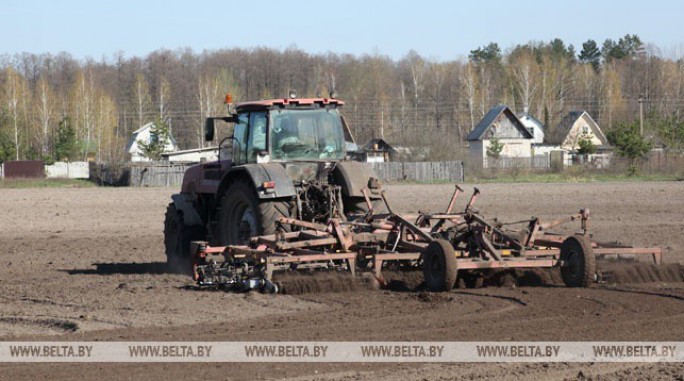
247,112,268,162
233,113,249,164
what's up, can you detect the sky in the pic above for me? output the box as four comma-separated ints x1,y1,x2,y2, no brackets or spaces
2,0,683,61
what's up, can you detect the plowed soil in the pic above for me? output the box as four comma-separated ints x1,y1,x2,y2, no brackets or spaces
1,181,684,380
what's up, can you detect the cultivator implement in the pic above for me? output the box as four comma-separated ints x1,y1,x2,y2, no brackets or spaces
191,185,663,293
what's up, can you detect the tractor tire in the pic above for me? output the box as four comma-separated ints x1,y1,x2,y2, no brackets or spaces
164,203,206,274
422,239,458,292
560,235,596,287
217,179,291,245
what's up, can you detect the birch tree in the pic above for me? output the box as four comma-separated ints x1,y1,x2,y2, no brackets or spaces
96,92,118,162
461,61,478,137
509,48,539,113
197,69,236,148
158,76,171,122
133,73,151,130
72,70,95,160
36,76,54,156
4,67,27,160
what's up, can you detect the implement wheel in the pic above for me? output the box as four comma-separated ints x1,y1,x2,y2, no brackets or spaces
422,239,458,292
560,235,596,287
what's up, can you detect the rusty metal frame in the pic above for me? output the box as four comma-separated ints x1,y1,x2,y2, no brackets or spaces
191,185,664,289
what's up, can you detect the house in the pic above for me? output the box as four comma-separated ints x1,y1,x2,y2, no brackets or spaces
546,111,609,152
126,122,179,162
360,138,397,162
467,105,533,167
518,109,545,145
161,146,219,163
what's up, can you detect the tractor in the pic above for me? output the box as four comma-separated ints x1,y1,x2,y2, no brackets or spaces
163,92,382,271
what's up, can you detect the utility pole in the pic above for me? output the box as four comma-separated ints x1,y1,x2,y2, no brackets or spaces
638,94,644,136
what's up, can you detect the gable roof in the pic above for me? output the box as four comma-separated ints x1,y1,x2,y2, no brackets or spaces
126,122,178,152
546,111,607,146
362,138,396,152
466,105,533,141
518,112,545,130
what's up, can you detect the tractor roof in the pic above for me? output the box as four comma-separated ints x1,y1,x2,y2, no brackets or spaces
235,98,344,111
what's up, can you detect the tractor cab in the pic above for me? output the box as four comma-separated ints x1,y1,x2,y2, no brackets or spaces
168,93,381,265
204,95,351,167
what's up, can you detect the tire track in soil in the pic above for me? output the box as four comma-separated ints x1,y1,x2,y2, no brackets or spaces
599,285,684,302
451,290,528,306
0,316,79,333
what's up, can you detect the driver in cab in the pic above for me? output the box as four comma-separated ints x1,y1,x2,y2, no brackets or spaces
273,118,303,151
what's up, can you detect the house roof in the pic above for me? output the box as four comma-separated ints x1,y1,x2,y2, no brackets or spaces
546,111,608,146
132,122,154,134
126,122,178,152
466,105,533,141
362,138,396,152
518,112,545,130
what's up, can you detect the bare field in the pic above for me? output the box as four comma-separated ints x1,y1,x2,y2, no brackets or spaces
1,182,684,380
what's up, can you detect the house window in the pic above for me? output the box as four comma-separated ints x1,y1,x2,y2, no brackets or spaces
527,127,534,138
582,126,589,135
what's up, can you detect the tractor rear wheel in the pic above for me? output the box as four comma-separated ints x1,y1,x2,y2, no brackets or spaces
344,197,386,216
164,203,205,274
422,239,458,292
218,179,291,245
560,235,596,287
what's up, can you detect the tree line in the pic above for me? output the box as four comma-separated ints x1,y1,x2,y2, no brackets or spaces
1,34,683,163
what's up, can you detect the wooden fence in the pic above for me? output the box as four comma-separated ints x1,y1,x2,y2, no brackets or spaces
91,161,465,187
129,164,189,187
370,161,464,183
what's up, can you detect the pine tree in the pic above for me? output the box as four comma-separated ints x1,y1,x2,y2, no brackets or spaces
486,137,504,159
54,116,79,161
607,119,652,176
137,118,172,161
579,39,601,71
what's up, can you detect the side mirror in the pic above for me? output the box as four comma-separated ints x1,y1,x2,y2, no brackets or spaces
204,118,215,142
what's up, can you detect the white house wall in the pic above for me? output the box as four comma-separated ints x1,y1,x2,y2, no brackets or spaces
489,138,532,158
128,123,178,162
519,115,545,144
468,139,532,168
